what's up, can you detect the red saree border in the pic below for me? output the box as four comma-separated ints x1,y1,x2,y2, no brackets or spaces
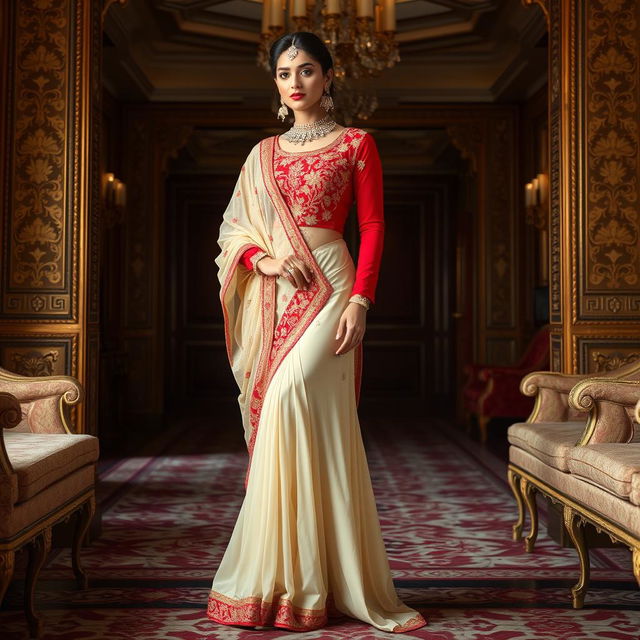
243,137,333,486
207,590,332,632
219,242,260,366
393,613,428,633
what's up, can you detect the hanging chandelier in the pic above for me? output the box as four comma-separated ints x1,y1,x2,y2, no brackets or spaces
257,0,400,123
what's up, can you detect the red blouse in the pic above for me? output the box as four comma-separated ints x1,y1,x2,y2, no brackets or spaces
239,127,384,303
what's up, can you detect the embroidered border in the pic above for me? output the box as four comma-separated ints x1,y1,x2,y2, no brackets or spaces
207,590,328,632
392,612,428,633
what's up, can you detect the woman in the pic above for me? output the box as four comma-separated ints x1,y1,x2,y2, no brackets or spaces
208,31,426,634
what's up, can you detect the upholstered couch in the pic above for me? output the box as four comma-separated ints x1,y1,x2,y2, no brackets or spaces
463,325,550,442
0,366,99,638
507,363,640,608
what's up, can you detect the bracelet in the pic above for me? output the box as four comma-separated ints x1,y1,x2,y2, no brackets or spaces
250,251,269,275
349,294,371,311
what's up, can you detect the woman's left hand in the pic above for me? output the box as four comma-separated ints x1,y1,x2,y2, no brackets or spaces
335,303,367,355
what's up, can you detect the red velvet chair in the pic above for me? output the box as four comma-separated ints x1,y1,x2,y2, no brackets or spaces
463,325,551,443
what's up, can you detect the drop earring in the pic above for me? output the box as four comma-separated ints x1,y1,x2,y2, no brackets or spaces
277,97,289,122
320,88,334,112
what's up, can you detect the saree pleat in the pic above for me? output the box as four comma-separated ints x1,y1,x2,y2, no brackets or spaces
208,239,426,633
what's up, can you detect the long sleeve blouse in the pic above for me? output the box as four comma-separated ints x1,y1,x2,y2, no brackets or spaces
239,127,384,304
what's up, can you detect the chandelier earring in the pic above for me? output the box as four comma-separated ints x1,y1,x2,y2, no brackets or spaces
277,97,289,122
320,87,334,112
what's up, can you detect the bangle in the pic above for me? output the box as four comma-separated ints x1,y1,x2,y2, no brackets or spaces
349,294,371,311
250,251,269,274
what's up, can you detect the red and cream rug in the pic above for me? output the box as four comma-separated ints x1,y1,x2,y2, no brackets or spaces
1,417,638,639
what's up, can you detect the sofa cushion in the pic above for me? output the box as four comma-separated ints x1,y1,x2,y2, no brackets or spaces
0,464,94,540
507,422,585,471
568,444,640,500
3,432,99,502
510,446,640,538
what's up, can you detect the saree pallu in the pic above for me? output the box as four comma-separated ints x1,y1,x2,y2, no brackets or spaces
208,238,425,633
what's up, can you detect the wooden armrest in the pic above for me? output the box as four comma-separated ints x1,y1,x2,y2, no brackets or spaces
569,378,640,445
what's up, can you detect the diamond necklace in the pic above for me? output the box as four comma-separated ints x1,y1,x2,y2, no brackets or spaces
281,114,338,145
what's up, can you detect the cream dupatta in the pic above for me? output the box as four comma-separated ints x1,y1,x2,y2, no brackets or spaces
215,137,334,484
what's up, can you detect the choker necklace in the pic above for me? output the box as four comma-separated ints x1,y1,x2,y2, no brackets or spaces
282,114,338,145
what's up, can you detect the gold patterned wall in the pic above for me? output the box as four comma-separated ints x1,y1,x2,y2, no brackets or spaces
583,0,640,312
0,0,101,434
532,0,640,372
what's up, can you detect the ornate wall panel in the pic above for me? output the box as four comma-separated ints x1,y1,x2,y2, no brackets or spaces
581,341,640,374
3,0,73,317
0,0,101,434
581,0,640,318
547,0,562,328
0,336,76,376
485,117,516,330
532,0,640,372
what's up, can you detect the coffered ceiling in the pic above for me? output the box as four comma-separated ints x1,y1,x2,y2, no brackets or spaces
103,0,547,104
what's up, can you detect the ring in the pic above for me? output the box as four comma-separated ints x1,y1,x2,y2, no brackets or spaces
288,267,294,274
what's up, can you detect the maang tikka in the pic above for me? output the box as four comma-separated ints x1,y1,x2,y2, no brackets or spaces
287,42,299,60
277,41,299,121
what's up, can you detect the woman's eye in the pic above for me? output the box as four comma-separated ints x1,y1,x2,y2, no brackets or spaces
279,72,288,79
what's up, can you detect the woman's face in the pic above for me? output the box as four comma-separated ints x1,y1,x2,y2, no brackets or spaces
274,47,332,115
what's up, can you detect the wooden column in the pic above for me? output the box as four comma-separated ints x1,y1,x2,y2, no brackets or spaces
533,0,640,372
0,0,102,433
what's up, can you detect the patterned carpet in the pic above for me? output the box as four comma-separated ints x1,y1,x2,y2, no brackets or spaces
1,417,638,639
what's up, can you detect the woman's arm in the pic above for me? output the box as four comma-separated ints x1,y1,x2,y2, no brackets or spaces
335,132,385,355
350,132,385,305
238,246,267,272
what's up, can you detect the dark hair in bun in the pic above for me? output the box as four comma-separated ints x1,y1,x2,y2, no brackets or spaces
269,32,336,124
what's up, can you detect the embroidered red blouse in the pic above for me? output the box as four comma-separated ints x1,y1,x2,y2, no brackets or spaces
239,127,384,304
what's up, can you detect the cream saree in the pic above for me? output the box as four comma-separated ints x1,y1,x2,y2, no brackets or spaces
208,137,426,633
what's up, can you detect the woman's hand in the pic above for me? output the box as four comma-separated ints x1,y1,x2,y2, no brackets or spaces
257,254,311,289
335,303,367,355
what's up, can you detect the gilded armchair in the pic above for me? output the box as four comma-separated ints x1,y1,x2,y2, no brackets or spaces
463,325,550,442
0,366,98,638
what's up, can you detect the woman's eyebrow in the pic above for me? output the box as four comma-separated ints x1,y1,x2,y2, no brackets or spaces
277,62,314,71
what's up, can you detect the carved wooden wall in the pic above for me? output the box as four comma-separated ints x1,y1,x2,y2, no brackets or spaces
0,0,101,434
535,0,640,372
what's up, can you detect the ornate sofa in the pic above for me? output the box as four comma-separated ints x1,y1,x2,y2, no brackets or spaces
507,361,640,608
0,366,98,638
463,325,550,442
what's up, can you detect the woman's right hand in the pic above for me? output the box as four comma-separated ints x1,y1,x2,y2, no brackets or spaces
256,254,312,289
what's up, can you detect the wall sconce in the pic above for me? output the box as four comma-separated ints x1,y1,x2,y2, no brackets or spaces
524,172,548,229
103,172,126,226
524,172,549,285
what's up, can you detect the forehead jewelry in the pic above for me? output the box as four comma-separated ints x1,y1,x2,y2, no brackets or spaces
287,42,299,60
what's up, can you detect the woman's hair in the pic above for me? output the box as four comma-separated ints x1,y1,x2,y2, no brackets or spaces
269,32,336,123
